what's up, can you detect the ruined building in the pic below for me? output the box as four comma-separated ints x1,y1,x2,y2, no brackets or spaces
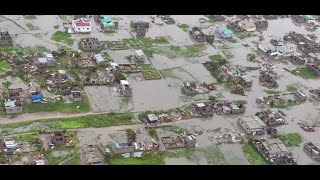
259,73,278,88
133,50,146,63
291,15,305,24
4,100,22,114
52,131,65,146
161,135,197,149
0,31,13,46
238,115,267,135
227,21,243,32
79,37,102,52
262,15,278,19
255,110,286,127
119,80,132,97
304,142,320,162
189,27,206,43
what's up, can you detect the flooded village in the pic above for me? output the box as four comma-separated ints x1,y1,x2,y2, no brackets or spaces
1,15,320,165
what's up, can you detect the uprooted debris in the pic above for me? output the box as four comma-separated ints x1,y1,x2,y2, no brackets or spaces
297,121,315,132
78,145,103,165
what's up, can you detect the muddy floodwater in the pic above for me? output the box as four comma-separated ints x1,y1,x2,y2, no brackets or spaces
1,15,320,165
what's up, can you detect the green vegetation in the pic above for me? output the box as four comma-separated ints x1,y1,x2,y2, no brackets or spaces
163,148,195,159
247,53,256,62
243,144,268,165
286,83,299,92
178,24,189,32
114,72,126,83
142,48,155,57
163,125,188,134
198,145,225,165
51,31,74,45
64,154,81,165
34,46,50,54
0,113,137,134
227,38,238,43
126,129,136,143
270,99,303,109
208,95,218,103
159,68,180,79
15,72,29,84
278,133,302,147
245,66,259,71
139,64,162,80
221,49,234,60
232,100,248,105
225,79,245,96
154,44,206,58
44,147,77,165
0,61,11,72
123,36,169,49
209,54,224,61
120,97,130,109
26,23,39,31
15,133,38,142
109,152,164,165
291,67,317,79
148,128,159,140
236,32,257,39
264,90,281,94
23,100,90,114
58,15,69,21
2,81,11,88
24,15,37,20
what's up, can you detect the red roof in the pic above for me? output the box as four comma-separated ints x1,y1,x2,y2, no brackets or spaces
73,18,91,27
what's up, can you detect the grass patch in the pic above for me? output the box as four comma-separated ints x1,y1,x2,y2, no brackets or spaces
247,53,256,62
245,66,259,71
43,147,76,165
24,15,37,20
163,125,188,134
159,68,180,79
232,100,248,104
154,44,206,58
264,90,281,94
224,79,244,95
227,38,238,43
26,23,39,31
163,148,195,159
278,133,302,147
15,72,29,84
23,100,90,114
148,128,159,140
286,83,299,92
126,129,136,143
142,48,155,57
208,54,224,61
51,31,74,45
109,152,164,165
0,61,11,72
64,154,81,165
235,32,257,40
178,24,189,32
123,36,169,50
120,97,130,109
291,67,317,79
15,133,38,142
221,49,234,60
0,113,137,133
34,46,50,54
270,100,303,109
139,64,162,80
243,144,268,165
198,145,225,165
58,15,69,21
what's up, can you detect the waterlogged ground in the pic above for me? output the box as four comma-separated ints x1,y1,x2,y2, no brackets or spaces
1,15,320,165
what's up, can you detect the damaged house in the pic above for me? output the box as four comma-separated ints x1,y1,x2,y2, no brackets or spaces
79,37,101,52
262,15,278,20
130,20,149,37
98,16,118,32
205,15,225,21
291,15,305,24
119,80,132,97
259,73,278,88
133,50,146,63
237,75,253,88
8,88,26,102
4,100,22,114
304,142,320,162
111,143,135,155
181,82,215,95
189,27,206,43
214,102,246,115
161,134,196,149
294,90,307,101
290,55,306,65
250,139,296,165
187,102,214,118
238,115,267,135
36,53,57,67
77,58,96,69
3,138,18,154
306,63,320,76
52,131,65,146
227,21,243,32
238,19,256,32
93,53,106,65
218,63,241,81
255,110,287,127
46,70,71,89
78,145,103,165
0,31,13,46
30,86,42,103
254,20,269,30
